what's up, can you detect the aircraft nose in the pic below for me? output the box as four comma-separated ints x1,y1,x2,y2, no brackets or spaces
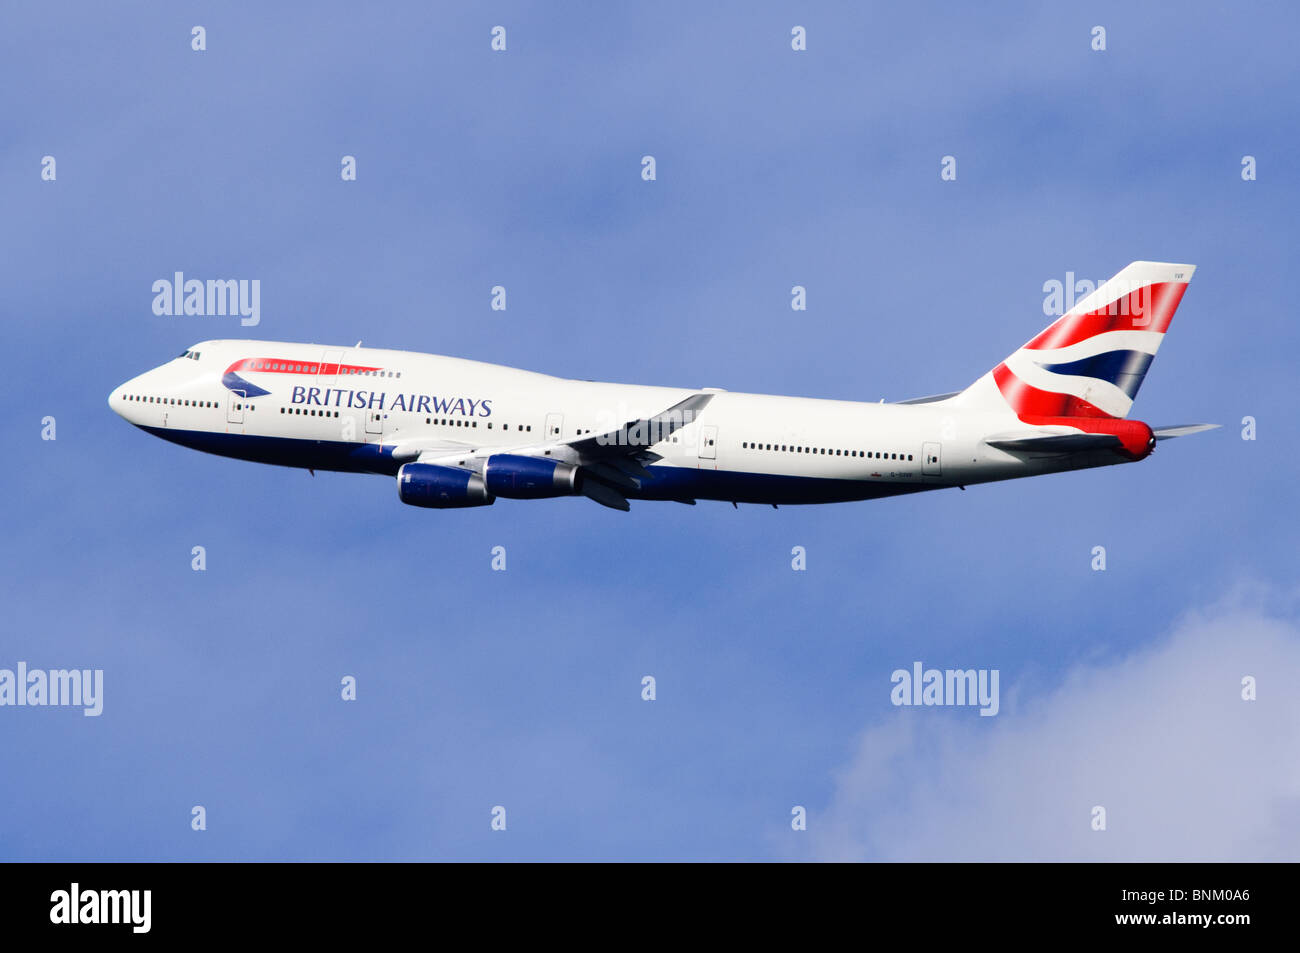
109,373,146,420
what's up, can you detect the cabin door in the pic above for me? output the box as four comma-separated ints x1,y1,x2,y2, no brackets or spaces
922,442,941,476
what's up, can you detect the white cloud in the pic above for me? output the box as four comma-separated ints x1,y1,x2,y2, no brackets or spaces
803,601,1300,860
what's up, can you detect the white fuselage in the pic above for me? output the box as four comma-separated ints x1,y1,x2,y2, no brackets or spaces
109,339,1136,506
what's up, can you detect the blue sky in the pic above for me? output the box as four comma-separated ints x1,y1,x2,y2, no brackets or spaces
2,2,1297,860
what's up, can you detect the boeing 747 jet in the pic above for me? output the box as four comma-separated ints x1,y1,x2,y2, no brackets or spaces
110,261,1216,511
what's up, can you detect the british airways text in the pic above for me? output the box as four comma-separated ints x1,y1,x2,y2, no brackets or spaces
289,385,492,416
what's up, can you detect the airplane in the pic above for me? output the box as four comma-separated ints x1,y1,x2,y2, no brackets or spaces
109,261,1217,512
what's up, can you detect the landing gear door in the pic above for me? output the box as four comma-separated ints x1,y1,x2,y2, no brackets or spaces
922,441,941,476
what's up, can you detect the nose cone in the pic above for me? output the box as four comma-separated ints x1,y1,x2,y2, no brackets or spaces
109,373,148,422
108,381,127,418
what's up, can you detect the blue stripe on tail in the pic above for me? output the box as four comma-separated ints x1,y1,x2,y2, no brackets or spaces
1035,349,1154,399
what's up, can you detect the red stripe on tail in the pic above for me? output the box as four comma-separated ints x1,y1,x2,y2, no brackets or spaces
993,363,1117,420
1025,281,1188,350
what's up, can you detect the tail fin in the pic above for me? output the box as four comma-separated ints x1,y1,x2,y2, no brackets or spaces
957,261,1196,420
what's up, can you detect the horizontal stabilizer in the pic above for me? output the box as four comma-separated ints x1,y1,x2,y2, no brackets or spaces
1153,423,1220,441
986,432,1122,454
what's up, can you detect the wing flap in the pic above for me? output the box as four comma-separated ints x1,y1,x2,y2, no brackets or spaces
585,460,640,492
581,479,630,511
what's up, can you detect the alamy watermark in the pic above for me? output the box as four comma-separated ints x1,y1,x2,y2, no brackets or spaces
1042,271,1152,322
0,662,103,716
152,271,260,326
50,883,150,933
891,661,999,716
591,402,702,447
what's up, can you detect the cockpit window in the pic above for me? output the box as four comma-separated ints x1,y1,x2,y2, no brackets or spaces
177,349,201,360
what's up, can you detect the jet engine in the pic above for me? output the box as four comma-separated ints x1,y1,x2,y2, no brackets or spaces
397,463,494,508
483,454,582,499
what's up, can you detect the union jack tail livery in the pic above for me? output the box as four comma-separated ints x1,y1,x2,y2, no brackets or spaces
961,261,1195,422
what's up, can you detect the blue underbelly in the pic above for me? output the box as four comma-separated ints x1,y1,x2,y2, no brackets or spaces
136,427,930,504
630,465,927,504
139,426,402,475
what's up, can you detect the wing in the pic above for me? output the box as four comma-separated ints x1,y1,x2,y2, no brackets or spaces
565,392,714,460
397,392,715,511
562,392,714,509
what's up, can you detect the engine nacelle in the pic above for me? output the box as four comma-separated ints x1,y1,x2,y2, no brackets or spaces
397,463,494,509
484,454,582,499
